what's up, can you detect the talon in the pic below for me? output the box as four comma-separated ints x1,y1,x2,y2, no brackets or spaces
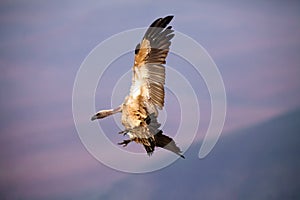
119,129,130,136
118,139,131,147
118,130,127,135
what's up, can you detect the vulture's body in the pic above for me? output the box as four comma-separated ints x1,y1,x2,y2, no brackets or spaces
91,16,184,158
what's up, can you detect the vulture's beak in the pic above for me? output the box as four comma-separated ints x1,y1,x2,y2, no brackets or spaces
91,114,98,121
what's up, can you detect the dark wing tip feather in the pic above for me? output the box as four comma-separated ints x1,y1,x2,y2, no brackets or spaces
134,16,174,56
149,15,174,28
157,16,174,28
161,16,174,27
144,16,174,39
149,18,162,27
135,43,140,55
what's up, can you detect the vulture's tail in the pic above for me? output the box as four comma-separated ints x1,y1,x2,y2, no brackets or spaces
154,130,185,159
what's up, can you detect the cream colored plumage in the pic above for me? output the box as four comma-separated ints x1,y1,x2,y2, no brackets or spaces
91,16,184,158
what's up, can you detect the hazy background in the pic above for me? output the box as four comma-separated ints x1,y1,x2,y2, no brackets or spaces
1,0,300,199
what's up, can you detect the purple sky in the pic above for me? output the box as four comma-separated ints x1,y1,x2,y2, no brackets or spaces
1,0,300,199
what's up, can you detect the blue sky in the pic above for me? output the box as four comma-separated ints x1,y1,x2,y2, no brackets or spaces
0,0,300,199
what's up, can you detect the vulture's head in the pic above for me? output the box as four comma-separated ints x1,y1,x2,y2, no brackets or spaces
91,110,111,121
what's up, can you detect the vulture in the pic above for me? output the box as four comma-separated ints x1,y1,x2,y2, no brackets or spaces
91,16,184,158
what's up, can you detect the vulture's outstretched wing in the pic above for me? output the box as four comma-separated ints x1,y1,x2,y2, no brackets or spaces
130,16,174,111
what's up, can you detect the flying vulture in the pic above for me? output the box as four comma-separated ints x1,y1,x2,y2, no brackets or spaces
91,16,184,158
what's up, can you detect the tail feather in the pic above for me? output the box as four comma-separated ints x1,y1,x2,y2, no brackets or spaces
143,137,155,156
154,130,185,158
142,113,184,158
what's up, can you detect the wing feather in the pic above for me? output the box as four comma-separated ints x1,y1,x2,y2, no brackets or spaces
131,16,174,110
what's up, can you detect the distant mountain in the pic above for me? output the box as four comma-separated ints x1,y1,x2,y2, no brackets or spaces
99,109,300,200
